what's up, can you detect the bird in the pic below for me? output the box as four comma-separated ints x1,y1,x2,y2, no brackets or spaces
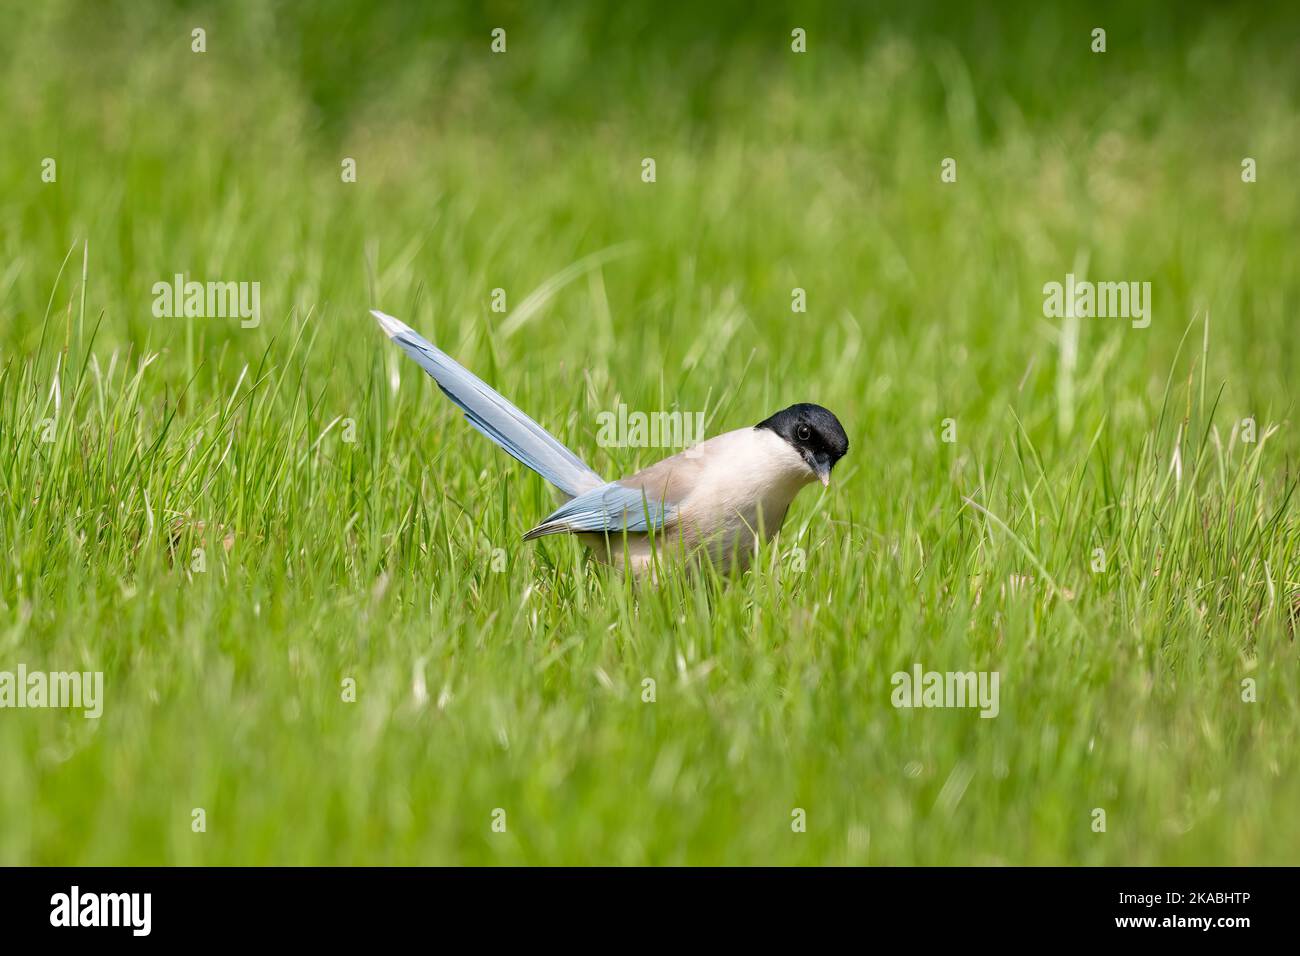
371,310,848,575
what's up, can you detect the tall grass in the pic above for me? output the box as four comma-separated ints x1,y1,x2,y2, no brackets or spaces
0,1,1297,864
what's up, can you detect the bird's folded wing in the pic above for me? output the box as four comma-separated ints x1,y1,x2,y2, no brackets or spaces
522,482,678,540
371,310,604,498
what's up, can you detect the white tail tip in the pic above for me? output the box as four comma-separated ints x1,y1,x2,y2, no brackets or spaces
370,309,412,339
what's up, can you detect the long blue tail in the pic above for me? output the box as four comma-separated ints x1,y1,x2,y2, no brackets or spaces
371,310,604,498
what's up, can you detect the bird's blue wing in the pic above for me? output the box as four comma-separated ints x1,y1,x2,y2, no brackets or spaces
522,482,677,540
372,310,604,498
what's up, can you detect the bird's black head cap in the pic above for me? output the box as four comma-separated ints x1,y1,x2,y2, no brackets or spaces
756,403,849,484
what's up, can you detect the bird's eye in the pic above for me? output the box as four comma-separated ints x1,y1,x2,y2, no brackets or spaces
796,424,812,442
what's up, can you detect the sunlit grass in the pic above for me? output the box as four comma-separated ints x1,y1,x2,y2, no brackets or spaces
1,1,1297,864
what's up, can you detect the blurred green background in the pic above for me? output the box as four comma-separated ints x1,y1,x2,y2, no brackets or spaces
0,1,1297,864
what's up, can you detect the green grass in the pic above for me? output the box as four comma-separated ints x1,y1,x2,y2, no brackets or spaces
1,0,1298,865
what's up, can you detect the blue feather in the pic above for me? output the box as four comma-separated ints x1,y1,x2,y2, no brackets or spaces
372,311,603,498
522,482,676,540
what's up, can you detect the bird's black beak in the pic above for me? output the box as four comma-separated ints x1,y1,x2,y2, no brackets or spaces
808,451,834,487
